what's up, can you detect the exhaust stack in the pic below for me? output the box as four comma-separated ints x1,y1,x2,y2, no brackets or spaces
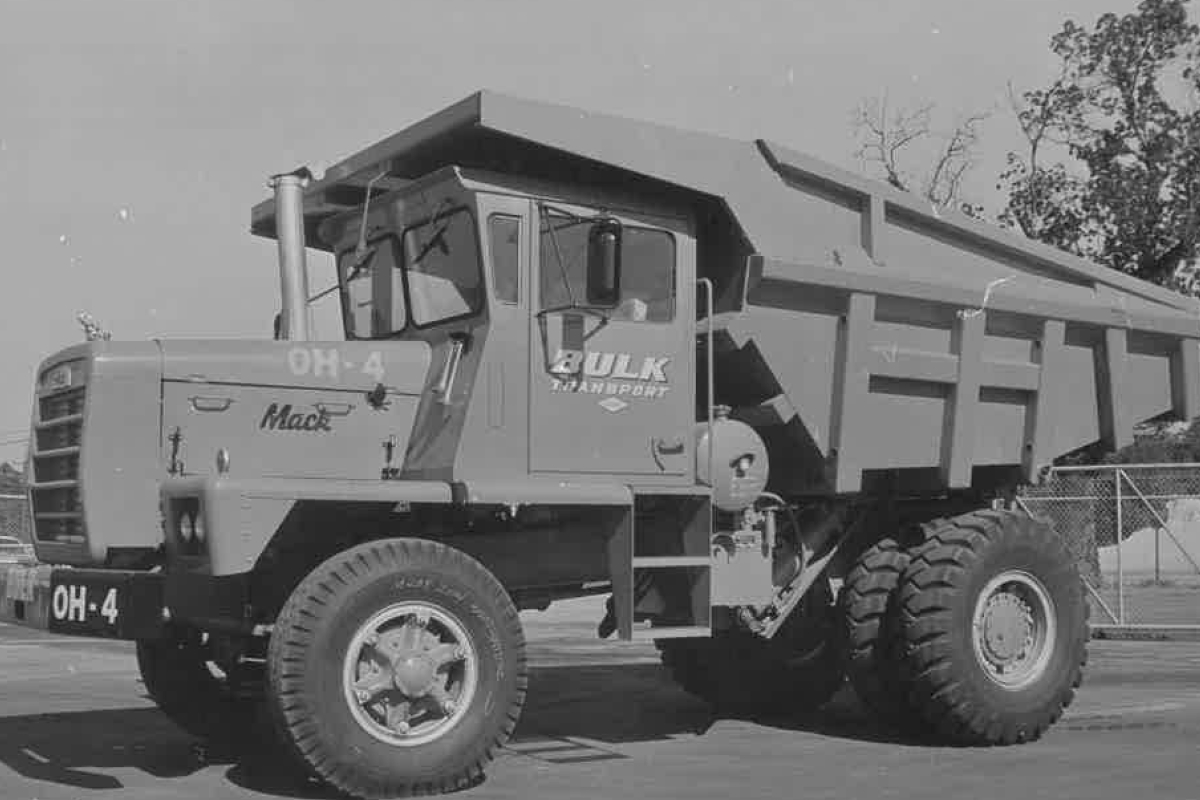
270,169,313,341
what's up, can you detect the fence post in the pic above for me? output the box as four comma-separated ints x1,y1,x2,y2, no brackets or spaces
1116,469,1125,625
1155,522,1161,585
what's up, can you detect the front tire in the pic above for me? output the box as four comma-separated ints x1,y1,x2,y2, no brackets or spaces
265,538,527,799
896,510,1088,745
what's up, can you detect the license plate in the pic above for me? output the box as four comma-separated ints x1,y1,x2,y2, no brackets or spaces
48,574,122,636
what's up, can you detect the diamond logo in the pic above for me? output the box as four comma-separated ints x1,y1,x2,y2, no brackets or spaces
598,396,629,413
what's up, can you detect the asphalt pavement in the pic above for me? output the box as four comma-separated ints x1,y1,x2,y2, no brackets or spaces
1,595,1199,800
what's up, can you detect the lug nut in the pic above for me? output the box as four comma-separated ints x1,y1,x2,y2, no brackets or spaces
442,700,456,715
364,633,379,646
355,689,370,702
394,720,410,734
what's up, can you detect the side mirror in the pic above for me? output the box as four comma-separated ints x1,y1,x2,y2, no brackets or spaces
586,217,622,306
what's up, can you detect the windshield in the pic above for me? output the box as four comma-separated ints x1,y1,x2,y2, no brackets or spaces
338,207,483,339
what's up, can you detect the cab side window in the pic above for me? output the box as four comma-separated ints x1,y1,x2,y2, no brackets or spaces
489,215,520,304
538,213,675,323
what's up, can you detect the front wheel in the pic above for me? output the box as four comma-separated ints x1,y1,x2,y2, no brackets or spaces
265,538,527,800
896,510,1088,745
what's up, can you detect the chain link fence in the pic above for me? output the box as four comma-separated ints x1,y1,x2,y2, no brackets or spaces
1019,465,1200,632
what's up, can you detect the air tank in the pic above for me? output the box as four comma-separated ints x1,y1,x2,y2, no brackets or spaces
695,406,769,512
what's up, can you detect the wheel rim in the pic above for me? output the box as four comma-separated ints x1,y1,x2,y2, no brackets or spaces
971,570,1057,690
342,602,478,747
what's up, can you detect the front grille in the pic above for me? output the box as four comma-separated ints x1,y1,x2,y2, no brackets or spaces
39,387,85,421
31,369,86,545
36,420,82,452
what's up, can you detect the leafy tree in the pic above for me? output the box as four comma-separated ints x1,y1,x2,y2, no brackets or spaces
1000,0,1200,290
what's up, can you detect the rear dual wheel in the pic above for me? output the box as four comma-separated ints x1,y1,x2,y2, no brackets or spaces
842,510,1088,744
839,537,923,729
896,510,1088,744
265,538,527,799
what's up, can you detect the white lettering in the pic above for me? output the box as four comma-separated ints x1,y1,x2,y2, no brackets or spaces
68,585,86,622
362,351,385,382
312,348,340,379
584,352,614,377
617,383,632,395
551,349,583,374
611,354,641,380
100,588,119,624
51,585,69,619
287,347,311,376
640,357,670,382
632,385,645,397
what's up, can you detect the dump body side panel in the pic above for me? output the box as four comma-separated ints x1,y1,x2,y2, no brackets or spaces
719,256,1200,496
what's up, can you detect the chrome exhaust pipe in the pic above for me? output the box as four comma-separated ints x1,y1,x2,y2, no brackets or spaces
270,169,313,341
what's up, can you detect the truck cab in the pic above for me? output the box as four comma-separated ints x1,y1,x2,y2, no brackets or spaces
315,167,697,484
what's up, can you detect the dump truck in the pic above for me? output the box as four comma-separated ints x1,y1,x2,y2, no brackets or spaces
4,90,1199,798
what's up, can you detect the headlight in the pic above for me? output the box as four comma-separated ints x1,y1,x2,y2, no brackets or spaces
179,512,196,542
192,510,205,543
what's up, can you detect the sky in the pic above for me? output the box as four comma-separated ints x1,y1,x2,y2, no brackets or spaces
0,0,1146,464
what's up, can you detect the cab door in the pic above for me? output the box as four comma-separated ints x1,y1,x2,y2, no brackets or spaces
529,202,694,477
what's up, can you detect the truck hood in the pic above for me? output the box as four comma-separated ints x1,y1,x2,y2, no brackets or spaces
158,340,432,395
158,339,434,482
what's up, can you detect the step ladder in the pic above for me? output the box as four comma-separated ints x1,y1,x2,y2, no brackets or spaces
608,489,713,641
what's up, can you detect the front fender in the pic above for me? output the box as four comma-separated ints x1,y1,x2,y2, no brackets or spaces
159,476,453,576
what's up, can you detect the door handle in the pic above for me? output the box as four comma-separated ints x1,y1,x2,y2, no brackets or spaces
190,396,233,412
654,437,684,455
314,402,354,417
651,437,685,470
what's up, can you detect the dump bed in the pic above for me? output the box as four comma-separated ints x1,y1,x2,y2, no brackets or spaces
252,90,1200,495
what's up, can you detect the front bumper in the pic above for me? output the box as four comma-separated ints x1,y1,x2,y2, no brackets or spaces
0,564,165,640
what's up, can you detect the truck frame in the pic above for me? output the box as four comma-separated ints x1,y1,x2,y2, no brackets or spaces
6,90,1199,798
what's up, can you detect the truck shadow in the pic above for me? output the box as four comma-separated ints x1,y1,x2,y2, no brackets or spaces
0,664,930,798
504,663,937,751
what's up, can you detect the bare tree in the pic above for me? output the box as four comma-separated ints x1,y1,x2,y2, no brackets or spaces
852,95,989,217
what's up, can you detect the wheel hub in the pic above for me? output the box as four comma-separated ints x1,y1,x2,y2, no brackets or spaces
980,593,1034,664
343,603,477,747
396,654,435,693
971,570,1057,691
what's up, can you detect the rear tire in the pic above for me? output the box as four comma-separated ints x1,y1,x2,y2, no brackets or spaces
265,538,527,799
896,510,1088,745
658,579,844,715
839,537,926,731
